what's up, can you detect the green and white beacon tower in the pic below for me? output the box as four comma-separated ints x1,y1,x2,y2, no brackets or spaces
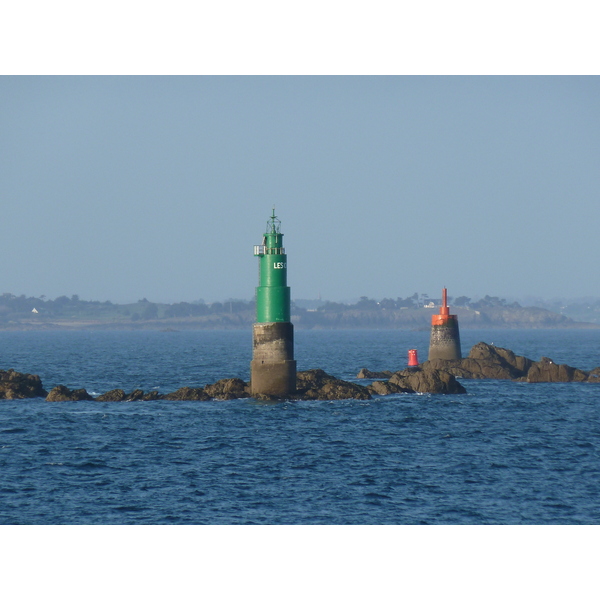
250,209,296,396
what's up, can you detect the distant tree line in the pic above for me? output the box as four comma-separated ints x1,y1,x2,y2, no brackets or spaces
298,294,522,313
0,292,524,320
0,293,256,323
7,292,598,326
0,293,115,318
163,300,254,319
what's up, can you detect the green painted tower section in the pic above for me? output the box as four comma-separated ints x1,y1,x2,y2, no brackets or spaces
254,209,290,323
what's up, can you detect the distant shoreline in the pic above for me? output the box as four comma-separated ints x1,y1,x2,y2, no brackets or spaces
1,293,598,331
1,319,598,332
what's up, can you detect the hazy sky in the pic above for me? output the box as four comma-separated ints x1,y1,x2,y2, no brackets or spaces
1,76,598,304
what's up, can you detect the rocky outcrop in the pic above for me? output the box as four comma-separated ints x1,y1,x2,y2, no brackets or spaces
526,357,589,383
12,336,600,407
164,387,210,401
362,367,466,396
358,342,530,382
295,369,371,400
51,386,212,402
421,343,533,380
94,389,164,402
0,369,47,399
203,378,250,400
46,385,93,402
45,386,161,402
96,389,128,402
360,342,600,386
366,380,414,396
588,368,600,383
389,368,467,394
424,358,518,380
468,342,533,374
448,343,593,383
253,367,458,399
356,368,394,379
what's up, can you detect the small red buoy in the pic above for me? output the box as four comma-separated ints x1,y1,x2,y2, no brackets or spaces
408,348,419,367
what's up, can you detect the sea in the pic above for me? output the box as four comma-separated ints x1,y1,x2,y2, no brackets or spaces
1,328,600,525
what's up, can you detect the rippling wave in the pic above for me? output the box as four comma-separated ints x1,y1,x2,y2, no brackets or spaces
0,329,599,524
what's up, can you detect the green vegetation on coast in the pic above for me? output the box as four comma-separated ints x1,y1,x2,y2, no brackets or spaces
1,292,598,330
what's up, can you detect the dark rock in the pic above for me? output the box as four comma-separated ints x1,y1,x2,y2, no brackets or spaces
587,367,600,383
420,343,533,380
421,342,594,385
296,369,333,389
310,379,371,400
526,357,589,383
467,342,533,374
390,368,467,394
94,389,164,402
420,358,478,379
46,385,93,402
0,369,47,399
426,357,520,380
295,369,371,400
164,387,210,401
96,389,127,402
204,378,250,400
356,368,394,379
367,380,414,396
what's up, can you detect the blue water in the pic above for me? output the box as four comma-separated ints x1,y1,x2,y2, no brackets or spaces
1,328,599,524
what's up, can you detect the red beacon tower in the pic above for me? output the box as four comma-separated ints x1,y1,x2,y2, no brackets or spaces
428,287,462,361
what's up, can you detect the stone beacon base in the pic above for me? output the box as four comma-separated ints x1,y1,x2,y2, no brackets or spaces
251,322,296,396
428,317,462,361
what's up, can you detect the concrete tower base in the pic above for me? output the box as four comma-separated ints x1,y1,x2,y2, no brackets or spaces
251,322,296,396
428,318,462,361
